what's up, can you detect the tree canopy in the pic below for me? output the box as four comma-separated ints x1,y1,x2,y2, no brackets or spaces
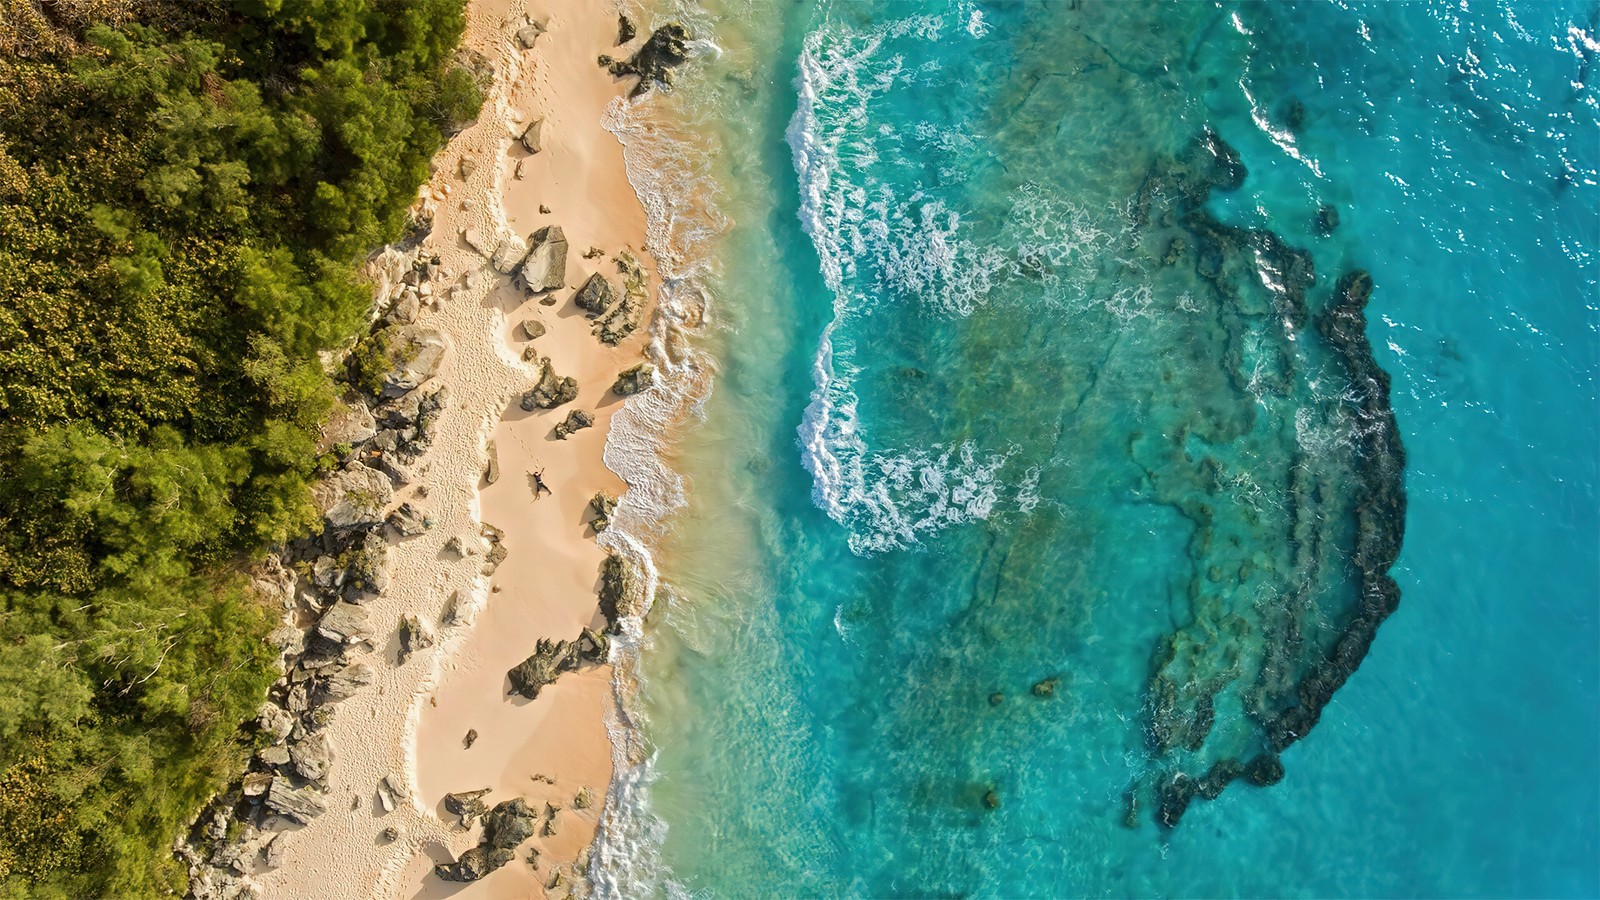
0,0,478,893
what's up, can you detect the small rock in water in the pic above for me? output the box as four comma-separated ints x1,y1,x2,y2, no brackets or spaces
988,692,1005,707
1032,677,1059,698
983,789,1001,810
1314,203,1340,237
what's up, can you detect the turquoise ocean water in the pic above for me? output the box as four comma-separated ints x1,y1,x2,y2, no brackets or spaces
598,1,1599,896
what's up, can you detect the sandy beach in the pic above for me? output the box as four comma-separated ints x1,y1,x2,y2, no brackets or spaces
254,0,656,897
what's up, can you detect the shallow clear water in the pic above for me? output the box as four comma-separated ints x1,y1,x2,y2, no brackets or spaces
606,1,1600,896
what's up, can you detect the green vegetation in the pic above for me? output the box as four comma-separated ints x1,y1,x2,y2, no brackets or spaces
0,0,479,893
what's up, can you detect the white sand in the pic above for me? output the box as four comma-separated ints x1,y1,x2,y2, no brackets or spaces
256,1,654,897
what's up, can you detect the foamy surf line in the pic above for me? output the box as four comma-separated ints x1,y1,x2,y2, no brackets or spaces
587,15,728,894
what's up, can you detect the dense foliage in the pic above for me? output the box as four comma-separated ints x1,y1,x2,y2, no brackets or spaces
0,0,477,893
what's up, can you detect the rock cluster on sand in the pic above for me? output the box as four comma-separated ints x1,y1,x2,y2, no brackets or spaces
520,356,579,410
178,247,461,895
434,797,542,882
592,251,648,345
507,629,610,700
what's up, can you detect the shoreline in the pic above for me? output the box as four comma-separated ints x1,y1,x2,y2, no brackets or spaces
254,0,667,897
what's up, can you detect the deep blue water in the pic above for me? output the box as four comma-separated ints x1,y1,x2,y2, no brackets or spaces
609,1,1600,896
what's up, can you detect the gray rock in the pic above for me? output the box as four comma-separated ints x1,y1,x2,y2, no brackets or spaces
386,501,430,537
572,272,616,314
320,662,374,702
518,225,568,294
289,731,333,783
242,771,273,798
315,465,393,529
553,409,594,439
484,797,539,849
324,402,377,449
257,745,291,768
522,319,547,341
399,613,435,662
520,118,544,154
265,779,327,824
516,19,546,49
262,833,287,869
389,292,421,325
317,602,370,645
520,357,579,410
491,233,529,274
611,363,656,396
381,327,447,398
461,227,494,258
459,155,477,178
343,529,389,597
257,703,295,744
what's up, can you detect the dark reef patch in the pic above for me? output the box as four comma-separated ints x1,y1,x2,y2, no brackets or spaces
1129,130,1407,826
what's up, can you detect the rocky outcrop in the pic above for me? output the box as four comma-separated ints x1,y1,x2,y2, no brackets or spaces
588,491,617,532
444,788,491,828
598,553,641,631
398,613,434,664
436,845,515,883
517,225,568,294
611,362,655,396
520,357,579,410
314,465,393,530
484,797,539,849
507,638,577,700
553,408,594,439
599,24,690,98
572,272,616,314
520,118,544,154
592,251,648,345
265,779,327,825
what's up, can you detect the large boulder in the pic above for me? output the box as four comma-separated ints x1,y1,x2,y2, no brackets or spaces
444,788,491,827
598,553,642,631
323,402,377,449
520,118,544,154
380,327,447,399
507,638,578,699
314,465,393,529
435,845,514,883
289,731,333,783
317,602,371,645
319,662,374,702
572,272,615,314
520,357,578,410
518,225,568,293
484,798,539,849
553,409,594,440
611,363,655,396
491,233,528,274
265,779,327,824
